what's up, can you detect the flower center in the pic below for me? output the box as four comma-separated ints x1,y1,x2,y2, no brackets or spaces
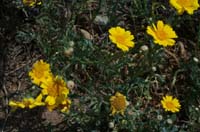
112,97,126,110
47,80,63,97
23,99,33,107
166,101,175,109
177,0,191,7
35,70,44,78
156,30,167,40
116,35,126,44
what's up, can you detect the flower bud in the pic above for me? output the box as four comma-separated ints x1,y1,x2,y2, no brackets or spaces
195,107,199,111
69,41,75,47
64,47,74,57
193,57,199,63
126,101,130,106
94,15,109,25
152,66,157,72
140,45,149,52
167,118,173,124
157,115,163,121
67,80,75,90
108,122,115,129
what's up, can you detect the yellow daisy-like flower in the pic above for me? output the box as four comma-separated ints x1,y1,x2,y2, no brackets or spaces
9,94,45,109
45,97,71,113
9,100,26,109
44,95,71,112
44,95,66,111
23,0,42,7
60,98,71,113
147,20,178,47
110,92,128,115
45,102,57,111
29,60,52,86
109,26,135,52
161,95,181,113
170,0,199,15
41,76,69,106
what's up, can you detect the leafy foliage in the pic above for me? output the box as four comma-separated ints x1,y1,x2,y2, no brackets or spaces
3,0,200,131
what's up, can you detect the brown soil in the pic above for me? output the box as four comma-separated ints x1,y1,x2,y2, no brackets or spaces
0,37,65,131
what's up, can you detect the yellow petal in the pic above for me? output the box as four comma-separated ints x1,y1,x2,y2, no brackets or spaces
45,96,56,105
36,94,43,102
157,20,164,30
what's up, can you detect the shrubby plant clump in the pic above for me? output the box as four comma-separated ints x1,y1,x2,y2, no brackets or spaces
5,0,200,131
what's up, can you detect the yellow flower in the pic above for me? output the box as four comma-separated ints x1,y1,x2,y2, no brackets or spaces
170,0,199,15
41,76,69,106
45,103,57,111
9,94,45,109
60,99,71,113
161,95,181,113
29,60,52,86
44,95,64,111
31,94,45,108
109,26,135,52
23,0,42,7
45,95,71,112
9,100,26,108
110,92,128,115
147,20,178,47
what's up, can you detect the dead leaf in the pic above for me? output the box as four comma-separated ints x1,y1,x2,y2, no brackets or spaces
80,29,93,40
42,110,64,125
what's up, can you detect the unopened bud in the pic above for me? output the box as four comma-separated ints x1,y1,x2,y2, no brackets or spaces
157,115,163,121
152,66,157,72
126,101,130,106
140,45,149,52
193,57,199,63
108,122,115,128
195,107,199,111
67,80,75,90
69,41,75,47
94,15,109,25
121,120,127,125
167,118,173,124
64,47,74,57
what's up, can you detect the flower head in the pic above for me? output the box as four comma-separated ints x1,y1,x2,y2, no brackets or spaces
9,100,26,109
32,94,45,108
23,0,42,7
44,95,71,112
161,95,181,113
60,99,71,113
110,92,128,115
41,76,69,106
147,20,178,47
29,60,52,86
170,0,199,15
109,26,135,52
9,94,45,109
